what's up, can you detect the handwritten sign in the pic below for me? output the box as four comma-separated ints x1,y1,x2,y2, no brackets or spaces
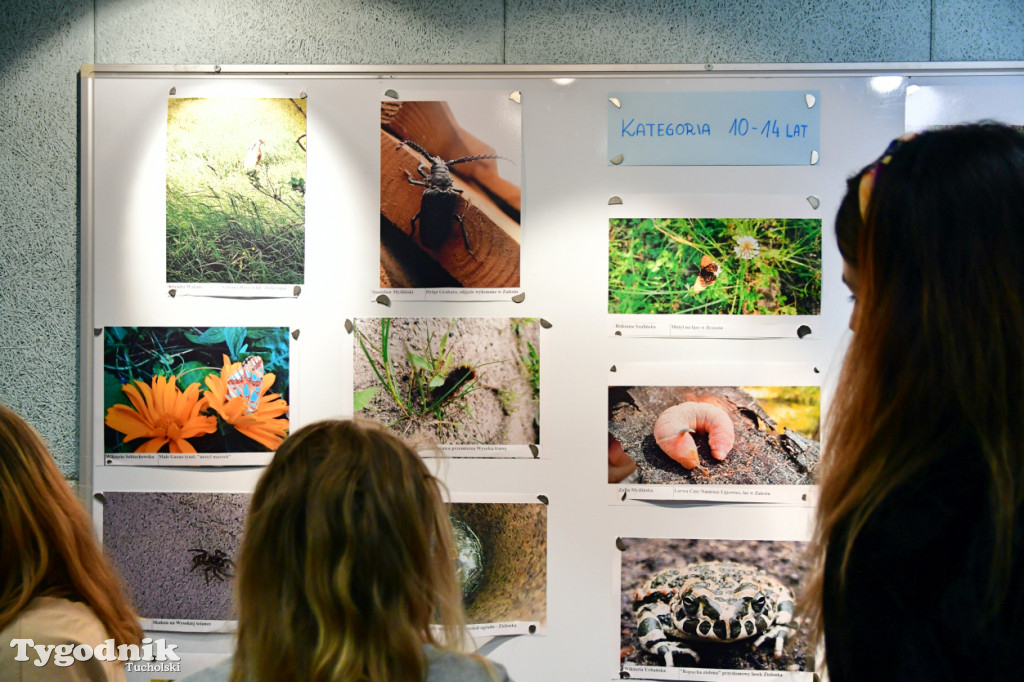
608,90,820,166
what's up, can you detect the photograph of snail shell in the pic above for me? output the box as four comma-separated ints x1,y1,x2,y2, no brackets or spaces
609,385,820,485
102,492,250,624
450,501,547,626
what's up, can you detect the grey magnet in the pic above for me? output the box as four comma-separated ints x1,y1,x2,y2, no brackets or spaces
512,292,526,303
384,89,398,100
375,294,392,307
806,195,820,209
610,154,624,165
608,196,623,205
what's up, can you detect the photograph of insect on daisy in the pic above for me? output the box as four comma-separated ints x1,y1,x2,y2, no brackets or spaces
166,97,306,286
353,318,539,450
608,218,821,315
619,538,812,676
102,326,290,462
102,492,250,627
608,385,819,485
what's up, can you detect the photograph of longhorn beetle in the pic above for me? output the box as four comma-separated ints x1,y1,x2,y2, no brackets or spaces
380,98,522,289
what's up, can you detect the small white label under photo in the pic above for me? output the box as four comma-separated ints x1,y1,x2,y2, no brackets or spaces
620,663,812,681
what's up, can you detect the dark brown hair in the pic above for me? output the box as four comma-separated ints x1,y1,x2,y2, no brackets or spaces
808,123,1024,640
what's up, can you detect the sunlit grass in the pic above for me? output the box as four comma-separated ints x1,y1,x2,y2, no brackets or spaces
165,97,306,284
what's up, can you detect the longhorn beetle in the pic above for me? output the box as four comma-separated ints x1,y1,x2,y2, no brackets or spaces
397,139,505,255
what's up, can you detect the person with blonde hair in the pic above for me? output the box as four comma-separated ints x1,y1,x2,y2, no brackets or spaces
0,403,142,680
186,418,510,682
807,123,1024,680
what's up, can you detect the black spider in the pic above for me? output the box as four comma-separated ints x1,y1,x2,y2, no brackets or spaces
189,547,234,584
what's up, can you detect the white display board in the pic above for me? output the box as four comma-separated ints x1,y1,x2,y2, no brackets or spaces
80,63,1024,681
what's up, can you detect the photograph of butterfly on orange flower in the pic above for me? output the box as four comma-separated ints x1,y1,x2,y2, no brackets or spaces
103,326,290,457
608,218,821,315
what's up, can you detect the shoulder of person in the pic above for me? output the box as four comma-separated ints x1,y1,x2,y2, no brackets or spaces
0,597,126,681
2,597,110,644
425,645,512,682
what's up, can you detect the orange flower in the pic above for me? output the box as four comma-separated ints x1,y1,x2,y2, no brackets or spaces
105,375,217,453
203,355,289,450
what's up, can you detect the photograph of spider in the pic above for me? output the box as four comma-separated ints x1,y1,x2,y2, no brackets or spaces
102,491,249,624
189,547,235,584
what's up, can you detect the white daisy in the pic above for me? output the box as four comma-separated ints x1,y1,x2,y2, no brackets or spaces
733,235,760,260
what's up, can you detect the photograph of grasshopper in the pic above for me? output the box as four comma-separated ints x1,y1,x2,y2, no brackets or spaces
353,317,539,448
380,100,521,289
166,97,306,285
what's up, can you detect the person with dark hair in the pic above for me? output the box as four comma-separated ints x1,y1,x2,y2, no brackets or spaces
185,418,510,682
0,403,143,680
807,123,1024,680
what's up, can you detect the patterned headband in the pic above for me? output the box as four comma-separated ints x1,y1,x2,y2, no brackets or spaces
857,133,917,220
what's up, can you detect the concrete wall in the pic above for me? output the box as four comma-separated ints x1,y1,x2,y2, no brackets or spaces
1,0,1021,477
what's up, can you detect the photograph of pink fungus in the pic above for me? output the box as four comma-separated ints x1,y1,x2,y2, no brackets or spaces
608,385,819,485
620,538,812,672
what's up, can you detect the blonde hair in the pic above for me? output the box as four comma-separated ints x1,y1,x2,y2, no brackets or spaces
808,124,1024,642
231,419,471,682
0,403,142,645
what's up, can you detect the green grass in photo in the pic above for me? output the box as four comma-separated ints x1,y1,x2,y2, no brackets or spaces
166,97,307,284
608,217,821,315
